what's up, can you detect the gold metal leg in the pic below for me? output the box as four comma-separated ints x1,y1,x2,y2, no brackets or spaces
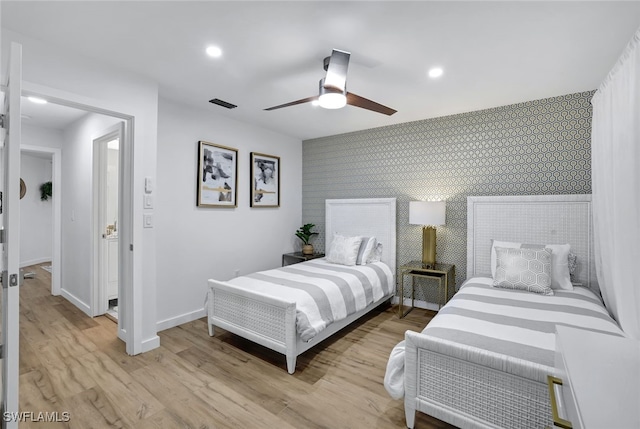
398,271,414,318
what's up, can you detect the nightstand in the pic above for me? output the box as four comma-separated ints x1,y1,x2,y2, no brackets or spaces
398,261,455,318
282,252,325,266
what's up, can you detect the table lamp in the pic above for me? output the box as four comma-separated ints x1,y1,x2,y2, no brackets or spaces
409,200,446,266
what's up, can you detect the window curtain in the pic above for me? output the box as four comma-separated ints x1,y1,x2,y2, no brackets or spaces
591,27,640,340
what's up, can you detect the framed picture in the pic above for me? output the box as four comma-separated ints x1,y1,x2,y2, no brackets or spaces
250,152,280,207
197,141,238,207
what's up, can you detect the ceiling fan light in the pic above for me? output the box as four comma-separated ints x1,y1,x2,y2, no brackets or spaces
318,93,347,109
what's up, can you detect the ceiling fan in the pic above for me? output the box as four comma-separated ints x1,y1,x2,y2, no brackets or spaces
264,49,397,116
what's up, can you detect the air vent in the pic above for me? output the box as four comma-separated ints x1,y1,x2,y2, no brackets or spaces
209,98,237,109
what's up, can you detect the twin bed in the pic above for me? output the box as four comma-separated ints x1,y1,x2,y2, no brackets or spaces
207,197,396,374
388,194,624,429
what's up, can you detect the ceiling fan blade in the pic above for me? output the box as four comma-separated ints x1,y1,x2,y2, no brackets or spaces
346,92,397,116
264,96,318,111
324,49,350,91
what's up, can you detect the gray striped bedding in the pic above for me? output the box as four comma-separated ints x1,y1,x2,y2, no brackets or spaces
423,277,624,368
384,276,624,399
227,258,394,341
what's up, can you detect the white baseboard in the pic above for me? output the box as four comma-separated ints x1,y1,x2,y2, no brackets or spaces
20,257,51,268
60,288,92,317
140,335,160,353
397,297,441,312
156,308,206,332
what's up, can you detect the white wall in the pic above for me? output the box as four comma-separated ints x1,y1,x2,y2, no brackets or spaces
19,153,53,267
20,124,65,267
155,99,303,330
60,113,122,310
3,28,160,354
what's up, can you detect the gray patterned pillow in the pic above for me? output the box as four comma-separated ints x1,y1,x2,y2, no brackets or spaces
493,247,554,295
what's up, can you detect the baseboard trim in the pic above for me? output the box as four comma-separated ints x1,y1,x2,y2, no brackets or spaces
60,288,92,317
20,258,51,268
394,296,441,312
156,308,206,332
140,335,160,353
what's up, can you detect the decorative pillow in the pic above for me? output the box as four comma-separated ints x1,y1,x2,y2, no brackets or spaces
356,237,377,265
493,247,554,295
490,240,573,290
367,242,383,263
326,234,363,266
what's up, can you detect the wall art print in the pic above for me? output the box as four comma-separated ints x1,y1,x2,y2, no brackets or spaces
250,152,280,207
197,140,238,207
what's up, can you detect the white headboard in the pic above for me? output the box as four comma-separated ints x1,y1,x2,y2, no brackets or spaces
325,198,397,275
467,194,597,291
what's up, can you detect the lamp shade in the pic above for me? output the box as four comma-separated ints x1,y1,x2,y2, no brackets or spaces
409,201,446,226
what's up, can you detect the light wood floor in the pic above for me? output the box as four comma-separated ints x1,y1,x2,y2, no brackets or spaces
19,264,456,428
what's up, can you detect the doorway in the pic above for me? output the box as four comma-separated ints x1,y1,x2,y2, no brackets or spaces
92,125,122,321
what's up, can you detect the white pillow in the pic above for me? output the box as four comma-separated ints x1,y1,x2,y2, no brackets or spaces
356,237,377,265
490,240,573,290
367,242,383,263
326,234,363,266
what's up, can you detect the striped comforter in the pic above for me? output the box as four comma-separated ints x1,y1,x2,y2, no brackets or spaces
227,259,394,341
424,277,624,368
384,277,624,399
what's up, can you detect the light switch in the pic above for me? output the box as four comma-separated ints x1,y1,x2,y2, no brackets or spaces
144,194,153,209
143,213,153,228
144,177,153,194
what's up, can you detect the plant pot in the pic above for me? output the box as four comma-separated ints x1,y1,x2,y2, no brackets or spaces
302,244,314,255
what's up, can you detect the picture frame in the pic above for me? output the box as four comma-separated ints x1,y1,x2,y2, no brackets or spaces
250,152,280,207
197,140,238,207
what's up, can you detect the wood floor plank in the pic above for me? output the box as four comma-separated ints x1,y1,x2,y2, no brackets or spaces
66,387,127,429
75,351,164,426
19,263,456,429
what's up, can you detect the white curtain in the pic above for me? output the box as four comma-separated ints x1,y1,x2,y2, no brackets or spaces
591,27,640,340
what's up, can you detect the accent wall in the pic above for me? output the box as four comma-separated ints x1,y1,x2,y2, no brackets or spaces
302,91,593,306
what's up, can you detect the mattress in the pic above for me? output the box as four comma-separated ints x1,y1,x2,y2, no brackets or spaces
424,277,624,369
384,276,624,399
226,259,394,341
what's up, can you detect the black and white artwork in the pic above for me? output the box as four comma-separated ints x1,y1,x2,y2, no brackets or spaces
250,152,280,207
197,141,238,207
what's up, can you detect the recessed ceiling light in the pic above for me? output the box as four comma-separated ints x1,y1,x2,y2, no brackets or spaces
311,100,320,107
28,96,47,104
428,67,444,78
206,45,222,58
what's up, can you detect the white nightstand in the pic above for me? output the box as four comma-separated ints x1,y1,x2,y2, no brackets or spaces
551,326,640,429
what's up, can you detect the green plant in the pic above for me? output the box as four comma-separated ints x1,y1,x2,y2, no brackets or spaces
40,181,52,201
295,223,318,245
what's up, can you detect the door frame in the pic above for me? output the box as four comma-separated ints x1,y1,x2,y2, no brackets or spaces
91,123,123,318
21,82,138,354
1,41,22,429
20,144,62,297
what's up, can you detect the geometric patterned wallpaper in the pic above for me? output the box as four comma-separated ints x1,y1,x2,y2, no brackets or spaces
302,91,594,304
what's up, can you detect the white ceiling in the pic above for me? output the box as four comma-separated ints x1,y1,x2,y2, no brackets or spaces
21,97,87,130
3,1,640,140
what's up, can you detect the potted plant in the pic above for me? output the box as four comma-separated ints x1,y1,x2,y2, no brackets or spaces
295,223,318,255
40,181,52,201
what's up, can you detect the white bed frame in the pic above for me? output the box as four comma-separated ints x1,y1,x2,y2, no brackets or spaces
207,197,396,374
404,194,595,429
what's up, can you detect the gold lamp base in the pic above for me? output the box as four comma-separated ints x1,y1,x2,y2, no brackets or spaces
421,226,437,266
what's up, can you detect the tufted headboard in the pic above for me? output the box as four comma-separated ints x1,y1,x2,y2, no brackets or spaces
467,194,597,292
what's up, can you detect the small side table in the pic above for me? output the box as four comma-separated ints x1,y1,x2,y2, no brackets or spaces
398,261,455,318
282,252,325,266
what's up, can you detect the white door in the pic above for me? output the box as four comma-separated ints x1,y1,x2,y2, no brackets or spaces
93,130,120,316
1,42,23,429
